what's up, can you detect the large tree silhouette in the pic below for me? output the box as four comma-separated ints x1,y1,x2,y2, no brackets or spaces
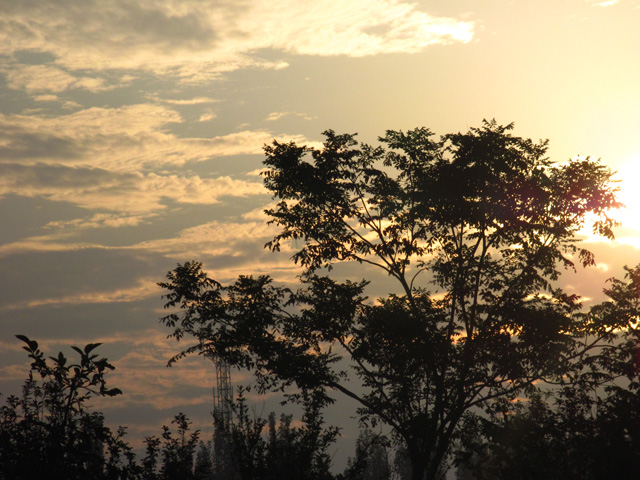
159,121,625,480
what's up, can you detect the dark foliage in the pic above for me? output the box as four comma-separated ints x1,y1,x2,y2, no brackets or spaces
340,428,392,480
0,336,137,480
456,264,640,479
213,386,338,480
0,338,200,480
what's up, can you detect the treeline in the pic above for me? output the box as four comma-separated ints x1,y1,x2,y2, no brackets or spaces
3,333,640,480
0,336,390,480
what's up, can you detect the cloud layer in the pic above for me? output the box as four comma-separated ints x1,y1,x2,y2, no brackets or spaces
1,0,473,88
0,102,322,222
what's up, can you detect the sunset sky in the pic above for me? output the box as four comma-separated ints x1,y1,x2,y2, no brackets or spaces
1,0,640,469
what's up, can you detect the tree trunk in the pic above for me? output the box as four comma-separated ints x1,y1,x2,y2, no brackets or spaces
409,445,428,480
409,447,448,480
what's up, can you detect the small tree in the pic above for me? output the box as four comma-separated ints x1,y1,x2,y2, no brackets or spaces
159,121,623,480
160,413,200,480
0,336,136,480
193,441,214,480
140,413,200,480
342,428,391,480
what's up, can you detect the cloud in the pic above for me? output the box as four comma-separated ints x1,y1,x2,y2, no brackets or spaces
0,0,474,84
34,94,59,102
266,112,288,122
0,163,266,218
251,0,474,57
5,64,111,94
5,65,77,93
17,277,160,309
199,111,216,122
265,111,314,122
45,213,159,230
0,105,315,171
0,247,162,307
587,0,619,6
0,101,322,258
147,95,218,105
130,220,277,258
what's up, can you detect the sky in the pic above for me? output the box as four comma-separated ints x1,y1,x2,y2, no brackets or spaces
1,0,640,470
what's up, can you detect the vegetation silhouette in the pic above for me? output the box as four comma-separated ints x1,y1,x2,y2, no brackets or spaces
4,121,639,480
0,336,137,479
456,264,640,479
159,120,636,480
0,337,340,480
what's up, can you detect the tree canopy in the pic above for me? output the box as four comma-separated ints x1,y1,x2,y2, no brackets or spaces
159,121,629,480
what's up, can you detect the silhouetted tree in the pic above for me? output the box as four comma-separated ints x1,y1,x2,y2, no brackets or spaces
0,336,137,480
160,413,199,479
193,441,214,480
159,121,624,480
1,337,244,480
211,386,337,480
455,264,640,479
140,413,200,480
341,428,391,480
456,383,640,479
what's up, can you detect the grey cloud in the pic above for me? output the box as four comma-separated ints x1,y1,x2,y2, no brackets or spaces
119,3,219,48
0,163,126,187
0,129,83,161
13,50,56,65
0,0,472,82
0,195,88,244
0,248,162,305
0,298,161,343
1,0,220,53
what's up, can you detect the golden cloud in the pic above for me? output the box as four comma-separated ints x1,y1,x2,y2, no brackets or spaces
0,104,315,171
0,0,474,86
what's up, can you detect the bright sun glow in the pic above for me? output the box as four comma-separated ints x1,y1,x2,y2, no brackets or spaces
575,156,640,246
614,158,640,233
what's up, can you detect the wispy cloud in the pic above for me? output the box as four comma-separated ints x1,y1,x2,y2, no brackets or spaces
4,64,117,94
45,213,159,230
0,164,266,216
0,105,315,171
130,220,278,258
251,0,474,57
148,96,218,105
265,111,314,122
33,94,60,102
587,0,619,6
199,111,217,122
266,112,288,122
0,102,321,223
17,277,160,308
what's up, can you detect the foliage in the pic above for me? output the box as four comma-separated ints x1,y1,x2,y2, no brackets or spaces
213,386,338,480
0,335,137,480
456,384,640,479
193,441,214,480
340,428,392,480
0,337,206,480
141,413,200,480
455,264,640,479
159,121,624,480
